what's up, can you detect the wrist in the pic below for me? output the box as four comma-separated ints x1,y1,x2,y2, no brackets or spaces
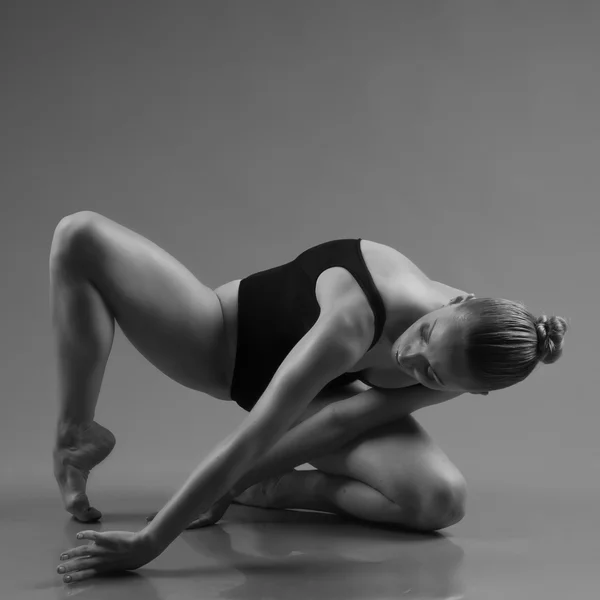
138,525,170,556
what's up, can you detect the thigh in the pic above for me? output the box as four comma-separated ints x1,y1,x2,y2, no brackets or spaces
308,413,466,507
51,211,229,396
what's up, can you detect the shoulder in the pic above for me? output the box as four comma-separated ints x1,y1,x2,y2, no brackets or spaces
360,239,470,296
313,242,409,328
316,238,426,312
316,239,471,338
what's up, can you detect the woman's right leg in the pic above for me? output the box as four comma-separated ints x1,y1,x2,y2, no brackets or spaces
229,383,465,531
50,211,228,522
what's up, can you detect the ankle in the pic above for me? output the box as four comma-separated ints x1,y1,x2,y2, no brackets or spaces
55,420,93,448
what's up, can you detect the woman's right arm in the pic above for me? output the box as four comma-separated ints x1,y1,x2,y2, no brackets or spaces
231,383,461,496
229,398,350,495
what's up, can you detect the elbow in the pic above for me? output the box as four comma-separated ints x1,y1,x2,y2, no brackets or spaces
327,402,348,430
322,402,354,443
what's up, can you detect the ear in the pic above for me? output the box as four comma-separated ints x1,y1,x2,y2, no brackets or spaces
448,293,476,306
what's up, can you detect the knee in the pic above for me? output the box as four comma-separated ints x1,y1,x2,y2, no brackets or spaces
50,211,102,270
415,474,467,532
391,473,466,532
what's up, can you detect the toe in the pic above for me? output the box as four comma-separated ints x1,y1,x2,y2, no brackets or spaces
68,494,102,522
80,506,102,522
71,510,99,523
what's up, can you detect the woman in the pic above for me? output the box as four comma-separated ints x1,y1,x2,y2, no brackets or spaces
52,211,567,584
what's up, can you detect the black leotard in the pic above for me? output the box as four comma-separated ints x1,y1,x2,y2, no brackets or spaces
230,238,387,411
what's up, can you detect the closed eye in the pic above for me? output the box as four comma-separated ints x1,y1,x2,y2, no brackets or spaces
421,323,441,385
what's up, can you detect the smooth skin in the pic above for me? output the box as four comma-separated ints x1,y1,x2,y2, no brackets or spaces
51,211,477,584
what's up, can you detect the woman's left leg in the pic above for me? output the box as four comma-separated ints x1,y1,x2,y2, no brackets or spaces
236,467,414,525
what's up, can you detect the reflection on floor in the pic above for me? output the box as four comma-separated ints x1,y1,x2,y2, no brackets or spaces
2,483,597,599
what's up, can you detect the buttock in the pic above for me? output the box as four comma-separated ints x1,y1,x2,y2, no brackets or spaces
213,280,241,401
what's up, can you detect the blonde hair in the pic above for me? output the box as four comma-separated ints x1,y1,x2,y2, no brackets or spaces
455,298,568,392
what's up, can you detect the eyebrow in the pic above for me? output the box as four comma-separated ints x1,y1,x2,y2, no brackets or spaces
428,319,445,386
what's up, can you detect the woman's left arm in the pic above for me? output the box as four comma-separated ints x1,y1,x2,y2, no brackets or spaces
143,313,365,551
58,311,368,583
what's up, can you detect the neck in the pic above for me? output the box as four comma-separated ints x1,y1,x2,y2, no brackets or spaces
380,278,447,349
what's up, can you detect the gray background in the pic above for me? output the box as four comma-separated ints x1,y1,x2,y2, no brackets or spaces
1,0,595,523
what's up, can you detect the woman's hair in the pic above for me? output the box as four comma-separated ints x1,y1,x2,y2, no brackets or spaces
454,297,568,392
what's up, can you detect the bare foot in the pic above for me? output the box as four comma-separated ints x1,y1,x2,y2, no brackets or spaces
53,421,116,522
231,475,285,510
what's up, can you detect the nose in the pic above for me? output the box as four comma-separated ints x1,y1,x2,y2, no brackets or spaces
398,353,423,373
398,354,413,372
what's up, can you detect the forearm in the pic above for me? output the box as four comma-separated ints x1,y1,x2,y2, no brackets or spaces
230,404,348,496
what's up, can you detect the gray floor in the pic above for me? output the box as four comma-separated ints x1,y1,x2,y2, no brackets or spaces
3,481,598,599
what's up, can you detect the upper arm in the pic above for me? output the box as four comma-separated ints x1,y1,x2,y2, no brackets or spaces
233,311,371,455
330,384,464,437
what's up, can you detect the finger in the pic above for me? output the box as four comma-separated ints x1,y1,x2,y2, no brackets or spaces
185,518,203,530
186,520,212,530
76,530,115,550
76,530,99,542
76,530,113,545
60,544,111,561
62,567,102,584
188,513,220,529
58,556,106,576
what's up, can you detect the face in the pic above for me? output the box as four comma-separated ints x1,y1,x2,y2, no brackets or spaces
391,303,487,395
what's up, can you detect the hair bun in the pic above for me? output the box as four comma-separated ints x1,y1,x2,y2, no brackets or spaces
535,315,568,364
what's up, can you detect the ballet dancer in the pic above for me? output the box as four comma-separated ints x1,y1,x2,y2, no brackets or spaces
51,211,567,583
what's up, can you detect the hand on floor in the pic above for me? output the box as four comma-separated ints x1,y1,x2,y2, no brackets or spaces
57,530,159,584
